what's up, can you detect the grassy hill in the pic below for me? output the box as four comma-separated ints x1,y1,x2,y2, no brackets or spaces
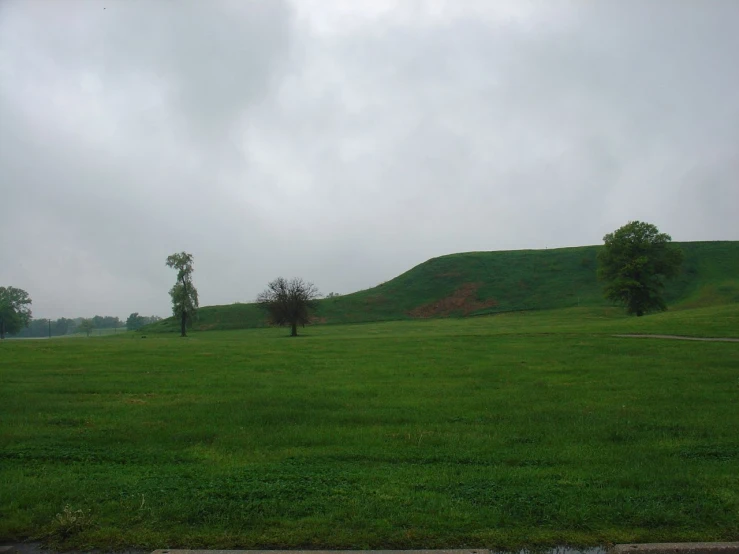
144,241,739,332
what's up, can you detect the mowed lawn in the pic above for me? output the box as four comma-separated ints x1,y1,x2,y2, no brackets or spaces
1,308,738,550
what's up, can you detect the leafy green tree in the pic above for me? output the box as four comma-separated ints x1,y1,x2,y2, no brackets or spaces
12,318,45,338
78,318,95,337
126,313,162,331
54,318,73,336
0,286,32,339
598,221,684,316
126,312,144,331
14,317,78,338
257,277,320,337
166,252,199,337
27,319,49,338
92,315,122,329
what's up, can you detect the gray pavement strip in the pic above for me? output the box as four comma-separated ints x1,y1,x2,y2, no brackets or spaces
610,544,739,554
152,549,490,554
2,544,736,554
0,542,739,554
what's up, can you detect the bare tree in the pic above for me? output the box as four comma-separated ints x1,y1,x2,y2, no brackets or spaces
257,277,320,337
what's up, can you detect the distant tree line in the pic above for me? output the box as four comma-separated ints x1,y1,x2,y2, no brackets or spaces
10,315,127,338
14,317,76,338
9,314,164,337
126,313,162,331
7,313,161,338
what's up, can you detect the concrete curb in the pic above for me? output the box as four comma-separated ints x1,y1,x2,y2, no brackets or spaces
5,542,739,554
151,548,490,554
611,544,739,554
3,545,737,554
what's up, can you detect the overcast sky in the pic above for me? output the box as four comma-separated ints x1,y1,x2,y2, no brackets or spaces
1,0,738,319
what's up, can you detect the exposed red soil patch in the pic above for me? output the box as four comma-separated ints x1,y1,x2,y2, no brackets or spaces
408,283,498,318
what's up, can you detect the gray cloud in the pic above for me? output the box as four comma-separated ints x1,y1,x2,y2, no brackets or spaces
1,0,737,319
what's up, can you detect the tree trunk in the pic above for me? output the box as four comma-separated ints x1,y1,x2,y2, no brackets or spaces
291,322,297,337
0,319,5,340
181,279,189,337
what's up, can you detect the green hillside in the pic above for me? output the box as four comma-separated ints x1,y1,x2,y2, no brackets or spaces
144,241,739,332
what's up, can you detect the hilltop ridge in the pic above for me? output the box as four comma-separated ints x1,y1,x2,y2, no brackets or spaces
144,241,739,332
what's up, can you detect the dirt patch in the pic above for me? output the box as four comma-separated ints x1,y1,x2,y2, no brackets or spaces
409,283,498,318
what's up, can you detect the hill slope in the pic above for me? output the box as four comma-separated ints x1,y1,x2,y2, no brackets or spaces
144,241,739,332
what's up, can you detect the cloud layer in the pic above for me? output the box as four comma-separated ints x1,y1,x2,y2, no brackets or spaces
1,0,738,318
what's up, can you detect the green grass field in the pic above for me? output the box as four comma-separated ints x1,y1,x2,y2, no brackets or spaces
2,305,738,550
